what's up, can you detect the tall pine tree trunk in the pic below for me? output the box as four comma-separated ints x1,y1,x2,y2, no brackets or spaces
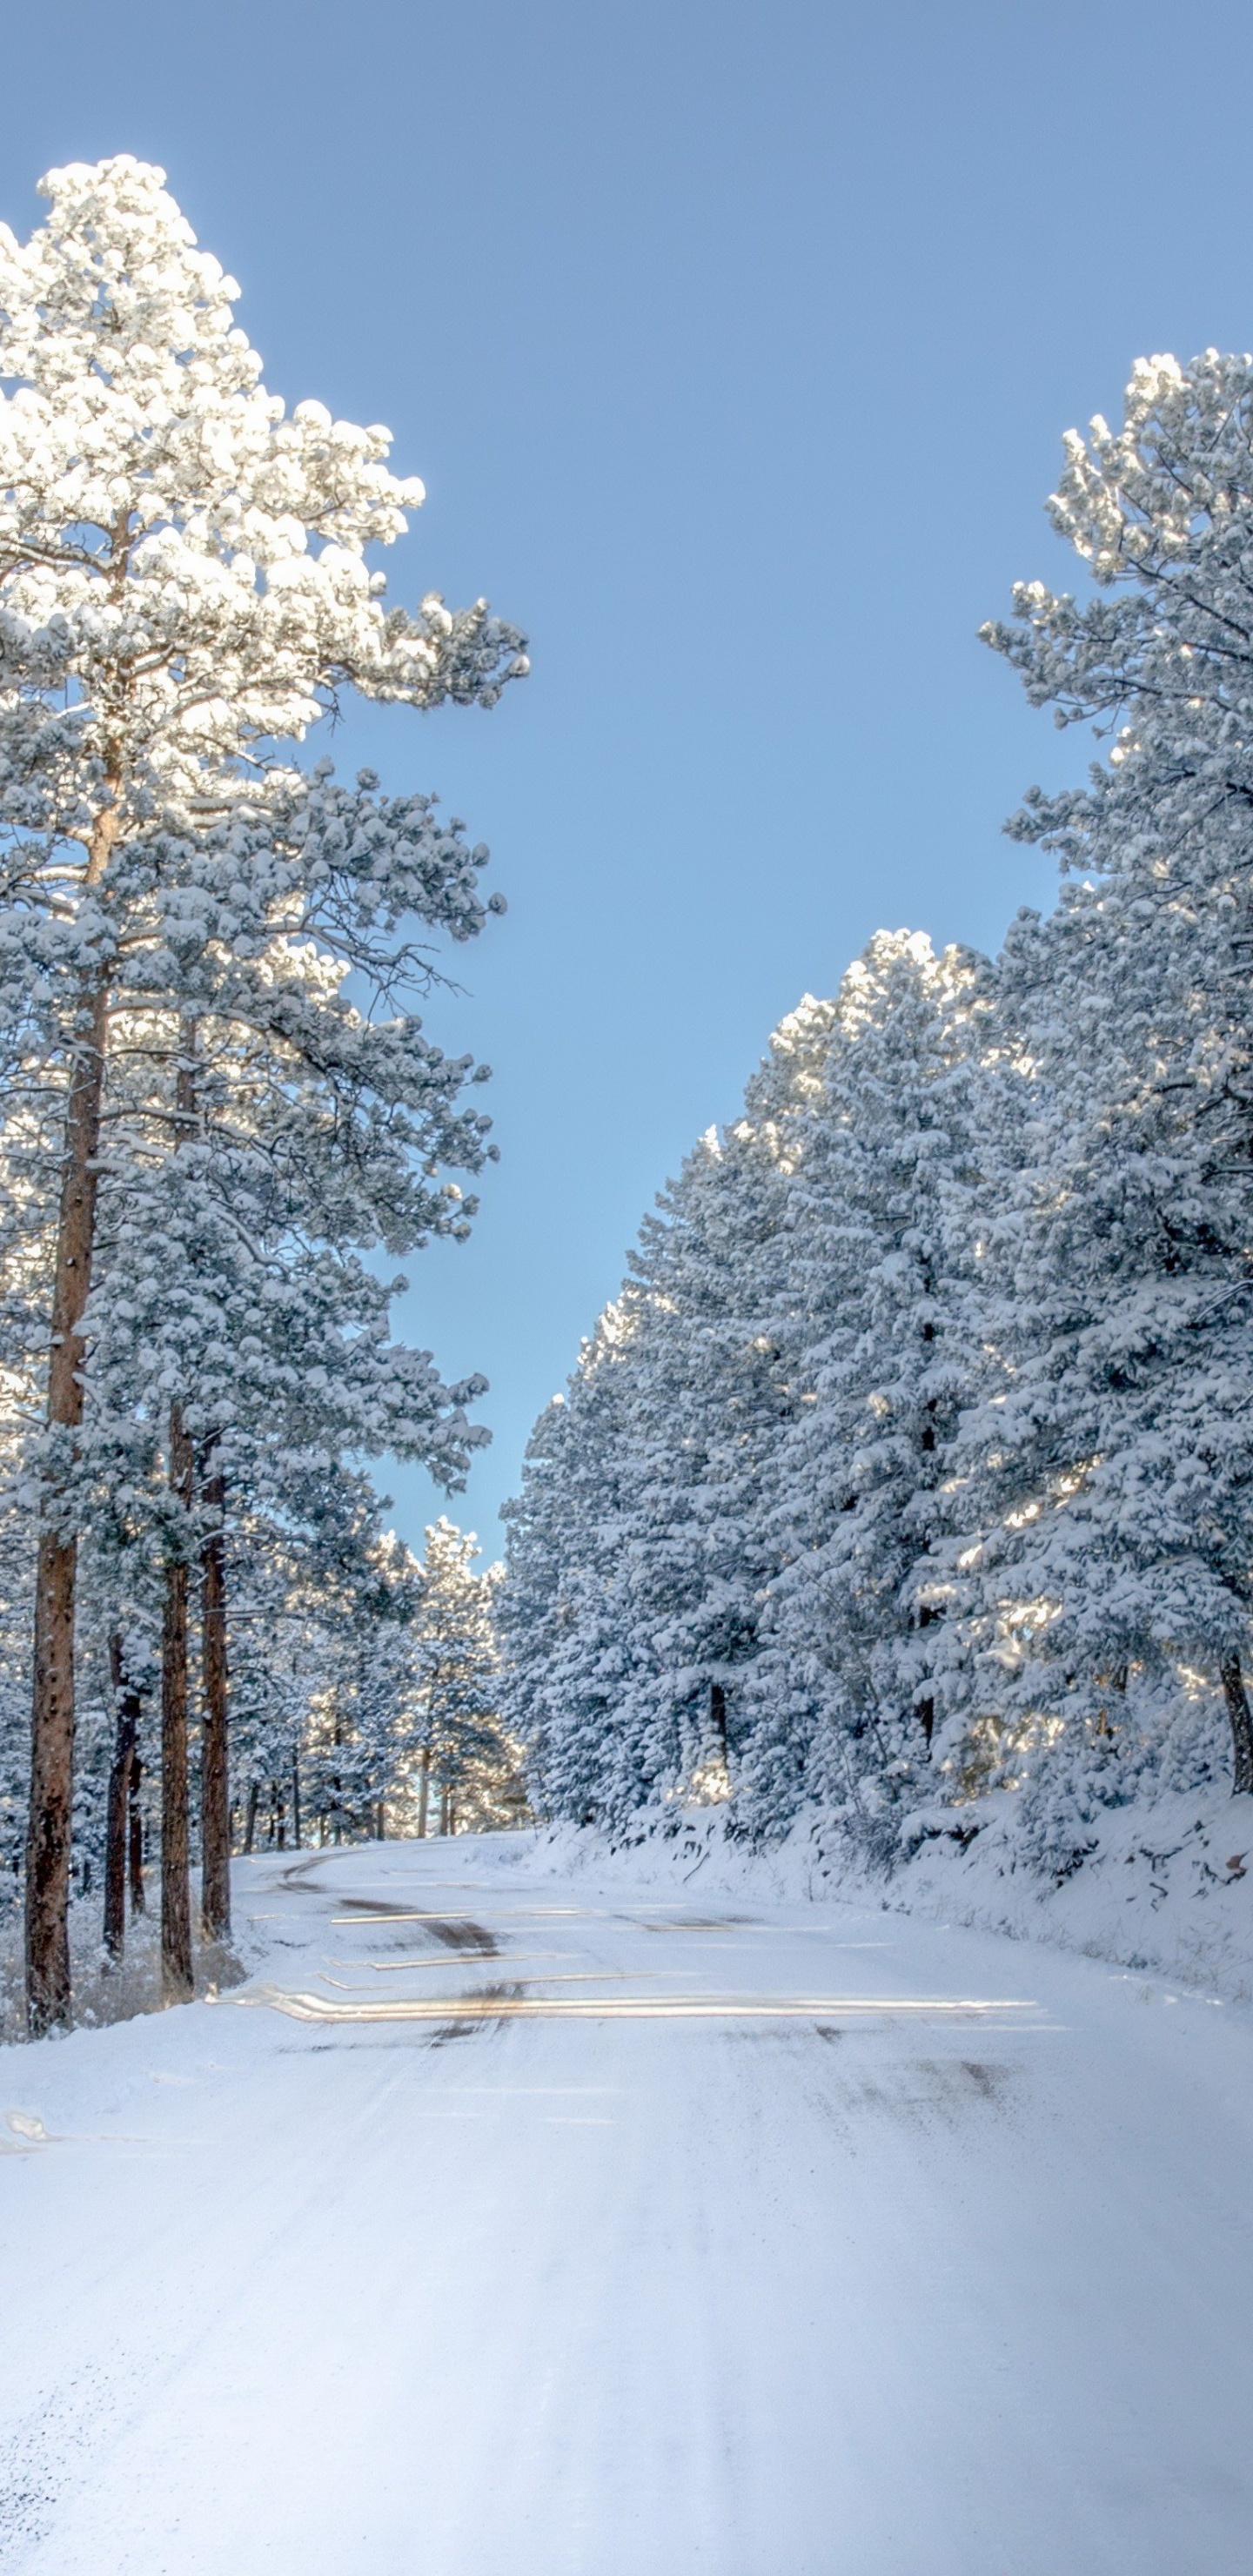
103,1720,132,1961
128,1753,146,1917
416,1742,431,1839
161,1023,199,1998
103,1634,141,1962
25,778,121,2032
1221,1654,1253,1796
199,1457,231,1942
161,1400,195,2002
25,972,111,2032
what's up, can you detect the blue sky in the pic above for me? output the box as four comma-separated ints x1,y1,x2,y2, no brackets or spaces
7,0,1253,1557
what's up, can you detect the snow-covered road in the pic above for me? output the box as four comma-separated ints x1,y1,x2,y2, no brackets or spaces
2,1832,1251,2573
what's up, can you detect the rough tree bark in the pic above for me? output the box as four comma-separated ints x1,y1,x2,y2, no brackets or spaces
160,1023,199,1999
199,1454,231,1942
103,1633,142,1961
416,1742,431,1839
128,1754,145,1916
25,624,126,2029
243,1780,259,1855
25,966,111,2033
161,1399,195,2002
1221,1654,1253,1797
915,1604,939,1751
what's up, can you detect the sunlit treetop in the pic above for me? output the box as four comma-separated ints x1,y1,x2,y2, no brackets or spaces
0,155,527,838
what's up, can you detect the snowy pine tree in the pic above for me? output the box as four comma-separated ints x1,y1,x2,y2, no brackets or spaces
501,997,833,1826
740,934,993,1845
407,1520,523,1835
0,157,524,2023
957,349,1253,1801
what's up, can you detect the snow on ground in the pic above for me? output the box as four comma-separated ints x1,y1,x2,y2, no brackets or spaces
878,1778,1253,2001
534,1775,1253,2002
1,1828,1252,2573
721,1778,1253,2006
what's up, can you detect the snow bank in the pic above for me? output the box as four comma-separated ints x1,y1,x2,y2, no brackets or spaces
539,1779,1253,2005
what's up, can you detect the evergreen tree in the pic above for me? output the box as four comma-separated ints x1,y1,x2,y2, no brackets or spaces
408,1520,522,1835
965,349,1253,1794
744,934,993,1842
500,345,1253,1856
0,157,524,2025
501,997,833,1827
501,1311,652,1827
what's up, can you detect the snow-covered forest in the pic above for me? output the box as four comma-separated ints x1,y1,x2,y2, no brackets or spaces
6,147,1253,2049
11,22,1253,2566
500,350,1253,1895
0,157,526,2034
